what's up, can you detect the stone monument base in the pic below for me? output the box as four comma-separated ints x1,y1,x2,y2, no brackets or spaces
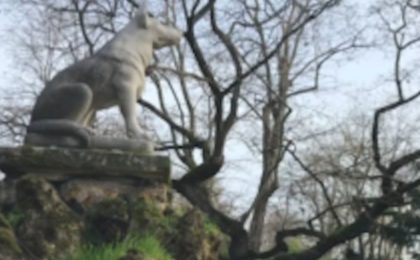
0,146,171,211
0,146,170,182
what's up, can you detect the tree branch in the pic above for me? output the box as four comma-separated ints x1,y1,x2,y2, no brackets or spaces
222,0,340,95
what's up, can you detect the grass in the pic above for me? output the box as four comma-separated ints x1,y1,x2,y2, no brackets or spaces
4,209,24,229
66,235,173,260
204,219,220,237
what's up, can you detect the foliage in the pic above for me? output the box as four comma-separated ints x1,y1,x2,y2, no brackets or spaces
66,235,172,260
4,208,24,230
0,213,23,258
203,218,221,237
286,238,304,253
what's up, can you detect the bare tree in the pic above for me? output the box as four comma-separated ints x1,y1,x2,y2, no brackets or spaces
267,1,420,258
284,113,410,259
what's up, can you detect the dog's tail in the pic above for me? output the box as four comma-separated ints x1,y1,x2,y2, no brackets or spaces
25,120,91,148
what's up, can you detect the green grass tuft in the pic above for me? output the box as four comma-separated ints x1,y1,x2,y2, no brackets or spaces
136,235,173,260
65,234,172,260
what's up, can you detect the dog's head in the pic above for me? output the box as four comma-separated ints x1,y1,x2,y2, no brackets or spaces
134,8,183,49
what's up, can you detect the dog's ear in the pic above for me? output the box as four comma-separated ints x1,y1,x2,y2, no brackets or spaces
135,8,149,28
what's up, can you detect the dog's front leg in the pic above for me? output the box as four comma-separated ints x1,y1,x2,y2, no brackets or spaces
117,85,145,140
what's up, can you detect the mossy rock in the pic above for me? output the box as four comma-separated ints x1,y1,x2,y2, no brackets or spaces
130,196,170,237
69,196,225,260
4,208,25,230
165,209,224,260
0,213,23,260
84,197,130,245
15,176,82,259
116,198,225,260
81,184,171,246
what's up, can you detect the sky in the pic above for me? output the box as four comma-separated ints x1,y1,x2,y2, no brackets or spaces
0,4,15,91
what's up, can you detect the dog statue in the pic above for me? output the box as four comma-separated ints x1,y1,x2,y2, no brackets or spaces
24,7,183,153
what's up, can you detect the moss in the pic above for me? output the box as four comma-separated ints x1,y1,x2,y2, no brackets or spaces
6,174,225,260
84,198,130,245
130,197,171,237
82,194,191,255
67,196,226,260
15,176,82,259
0,213,12,229
0,213,23,256
204,219,221,237
4,209,25,230
163,209,225,260
87,198,129,220
287,238,304,252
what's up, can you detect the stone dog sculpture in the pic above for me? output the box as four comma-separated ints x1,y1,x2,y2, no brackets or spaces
24,8,182,153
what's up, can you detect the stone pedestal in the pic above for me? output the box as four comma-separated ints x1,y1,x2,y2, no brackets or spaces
0,146,170,182
0,145,171,211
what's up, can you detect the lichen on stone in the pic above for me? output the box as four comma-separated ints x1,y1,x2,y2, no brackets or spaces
84,197,130,245
15,176,83,259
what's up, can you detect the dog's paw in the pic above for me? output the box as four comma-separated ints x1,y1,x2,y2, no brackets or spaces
85,127,95,135
128,130,151,141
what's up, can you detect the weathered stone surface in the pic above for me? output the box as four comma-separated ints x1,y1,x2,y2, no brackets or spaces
59,179,169,211
0,146,171,183
129,196,170,237
80,195,172,246
15,176,82,260
84,198,130,245
167,210,225,260
0,180,16,211
0,175,225,260
0,213,23,260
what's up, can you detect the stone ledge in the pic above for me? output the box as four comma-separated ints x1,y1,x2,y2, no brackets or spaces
0,146,171,183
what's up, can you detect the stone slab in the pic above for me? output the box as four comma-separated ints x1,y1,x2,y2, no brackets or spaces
0,146,171,183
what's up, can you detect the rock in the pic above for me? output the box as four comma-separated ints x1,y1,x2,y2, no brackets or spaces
59,179,169,212
0,180,16,211
83,195,170,246
129,196,170,237
128,202,225,260
15,176,82,259
167,210,224,260
84,198,130,245
0,213,24,260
